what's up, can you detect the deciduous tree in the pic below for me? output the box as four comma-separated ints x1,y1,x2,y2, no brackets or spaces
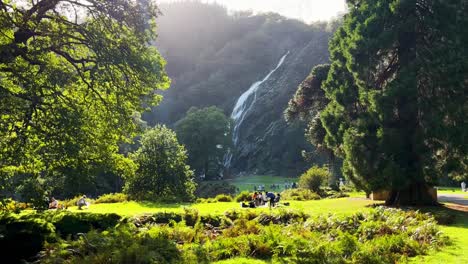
0,0,169,198
175,107,232,180
125,125,195,202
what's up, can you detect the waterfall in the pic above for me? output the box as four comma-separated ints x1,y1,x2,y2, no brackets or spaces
224,51,290,169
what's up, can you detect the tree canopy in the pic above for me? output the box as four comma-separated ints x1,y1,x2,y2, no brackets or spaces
175,106,232,180
125,125,195,202
0,0,169,198
318,0,467,205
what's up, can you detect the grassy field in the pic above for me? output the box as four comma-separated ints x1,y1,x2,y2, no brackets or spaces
66,195,468,264
217,175,298,192
436,186,468,197
408,205,468,264
68,198,375,216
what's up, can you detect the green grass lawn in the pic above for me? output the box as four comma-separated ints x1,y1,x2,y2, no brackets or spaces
68,198,375,216
217,175,297,192
436,186,468,198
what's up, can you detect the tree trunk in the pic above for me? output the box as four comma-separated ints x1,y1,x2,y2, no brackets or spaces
385,182,437,206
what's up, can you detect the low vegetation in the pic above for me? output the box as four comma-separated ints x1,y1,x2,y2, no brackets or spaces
19,207,446,264
299,166,329,193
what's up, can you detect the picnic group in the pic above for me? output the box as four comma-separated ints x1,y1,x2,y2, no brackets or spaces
241,191,284,209
47,195,89,210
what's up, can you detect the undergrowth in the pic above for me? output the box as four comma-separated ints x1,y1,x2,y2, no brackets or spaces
30,207,447,264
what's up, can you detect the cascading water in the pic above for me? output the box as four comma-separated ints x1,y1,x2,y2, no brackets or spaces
224,51,290,169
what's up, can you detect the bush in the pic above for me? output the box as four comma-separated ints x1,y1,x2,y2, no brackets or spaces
1,199,31,213
299,166,329,192
183,208,199,227
281,188,320,201
52,212,121,237
235,191,251,202
125,125,196,202
215,194,233,202
62,195,95,208
41,224,181,264
195,182,237,198
0,214,57,263
326,191,350,199
95,193,128,204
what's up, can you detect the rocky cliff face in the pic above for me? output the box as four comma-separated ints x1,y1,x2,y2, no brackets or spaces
145,2,334,176
229,34,331,176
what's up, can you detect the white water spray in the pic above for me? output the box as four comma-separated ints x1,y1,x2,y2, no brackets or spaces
224,51,290,169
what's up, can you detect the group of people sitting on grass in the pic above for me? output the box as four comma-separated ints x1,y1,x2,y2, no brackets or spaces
241,191,282,208
47,195,89,210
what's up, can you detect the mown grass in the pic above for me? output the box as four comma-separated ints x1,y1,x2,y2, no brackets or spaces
436,186,468,197
216,175,297,192
68,198,376,217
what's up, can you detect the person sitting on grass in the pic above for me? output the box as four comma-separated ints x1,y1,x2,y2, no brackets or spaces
48,197,58,209
77,195,88,210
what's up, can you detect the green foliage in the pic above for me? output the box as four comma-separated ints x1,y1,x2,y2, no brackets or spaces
215,194,233,202
95,193,129,204
195,182,237,198
41,224,181,264
280,189,320,201
0,213,56,263
125,125,196,202
235,191,252,202
317,0,468,205
52,212,121,237
175,106,232,179
0,0,168,199
0,199,31,213
5,205,447,263
299,166,329,193
62,195,95,208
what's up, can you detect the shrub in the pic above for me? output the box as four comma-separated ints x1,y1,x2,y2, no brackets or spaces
215,194,233,202
62,195,95,208
326,191,350,199
52,212,121,237
235,191,251,202
95,193,128,204
125,125,196,202
0,214,56,263
41,224,181,264
2,199,31,213
200,214,222,227
183,208,199,227
281,188,320,201
299,166,329,192
152,212,183,224
195,182,237,198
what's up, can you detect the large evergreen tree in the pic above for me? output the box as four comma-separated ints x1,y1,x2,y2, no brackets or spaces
320,0,467,205
0,0,169,199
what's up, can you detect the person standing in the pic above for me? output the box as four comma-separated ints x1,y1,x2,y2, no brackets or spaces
462,181,466,192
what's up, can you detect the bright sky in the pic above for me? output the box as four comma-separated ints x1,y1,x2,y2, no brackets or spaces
157,0,347,23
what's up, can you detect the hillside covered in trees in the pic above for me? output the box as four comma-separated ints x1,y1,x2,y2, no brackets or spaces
144,2,338,176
